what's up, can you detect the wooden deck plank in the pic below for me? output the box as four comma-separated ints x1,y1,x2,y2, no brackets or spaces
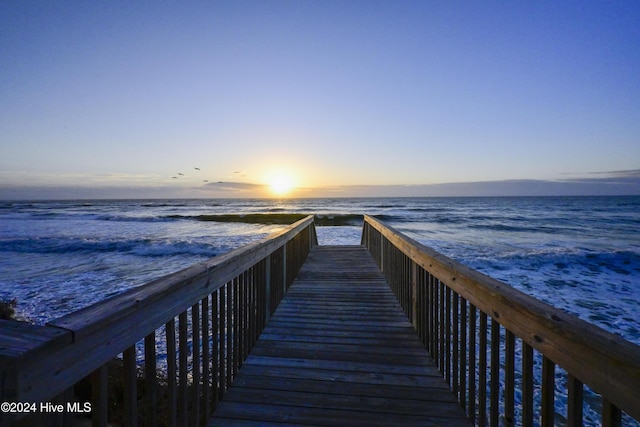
229,364,448,388
209,245,470,426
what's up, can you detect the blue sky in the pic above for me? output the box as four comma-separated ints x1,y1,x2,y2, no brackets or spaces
1,1,639,198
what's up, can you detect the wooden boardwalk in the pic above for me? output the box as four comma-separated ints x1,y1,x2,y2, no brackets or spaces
209,245,470,426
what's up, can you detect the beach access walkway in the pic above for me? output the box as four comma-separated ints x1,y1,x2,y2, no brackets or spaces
3,214,638,427
208,245,471,426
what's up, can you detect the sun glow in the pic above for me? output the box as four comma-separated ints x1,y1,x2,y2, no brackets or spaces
268,173,295,197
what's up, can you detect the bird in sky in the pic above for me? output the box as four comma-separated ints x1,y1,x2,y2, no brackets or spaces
178,173,184,176
194,167,200,170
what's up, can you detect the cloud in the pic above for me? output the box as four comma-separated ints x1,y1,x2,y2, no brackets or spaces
579,169,640,178
201,181,264,192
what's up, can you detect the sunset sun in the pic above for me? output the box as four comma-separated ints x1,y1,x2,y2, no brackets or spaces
268,173,295,197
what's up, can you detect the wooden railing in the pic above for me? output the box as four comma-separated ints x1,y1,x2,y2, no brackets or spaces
362,215,640,427
1,215,317,427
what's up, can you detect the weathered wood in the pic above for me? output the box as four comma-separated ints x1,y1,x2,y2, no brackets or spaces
363,215,640,421
567,374,583,426
478,311,488,427
201,296,210,424
0,321,71,423
0,320,71,365
505,330,516,427
468,303,477,423
521,342,534,427
123,345,137,427
165,319,177,427
91,365,108,427
541,356,555,427
178,311,188,427
602,398,622,427
192,302,201,427
490,318,500,427
209,246,470,426
144,332,157,427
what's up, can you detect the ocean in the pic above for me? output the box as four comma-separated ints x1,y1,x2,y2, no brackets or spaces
1,196,638,347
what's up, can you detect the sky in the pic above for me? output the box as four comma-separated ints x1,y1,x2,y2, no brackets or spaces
1,0,639,199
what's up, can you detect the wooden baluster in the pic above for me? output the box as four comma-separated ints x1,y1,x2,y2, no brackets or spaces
452,292,459,397
219,285,227,397
429,275,440,363
233,277,240,378
226,281,233,388
541,356,555,427
504,330,515,427
244,268,251,354
248,270,253,354
459,296,467,411
265,254,272,323
91,364,108,427
165,319,177,427
420,268,427,346
239,272,246,363
567,374,583,427
201,296,210,423
439,280,445,373
521,342,534,427
479,311,488,427
212,289,220,407
191,302,200,427
123,346,137,427
445,286,452,385
178,311,188,426
468,304,477,423
490,318,500,427
411,260,417,330
602,398,622,427
144,332,157,427
426,271,431,346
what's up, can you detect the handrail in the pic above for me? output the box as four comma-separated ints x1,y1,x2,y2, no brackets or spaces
1,215,317,426
362,214,640,426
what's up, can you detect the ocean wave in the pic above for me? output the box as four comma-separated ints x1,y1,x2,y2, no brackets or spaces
363,204,403,209
426,215,466,224
468,222,562,233
314,214,363,226
141,202,192,208
165,213,366,226
191,213,310,224
0,237,220,257
98,214,175,223
467,248,640,278
406,207,448,213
